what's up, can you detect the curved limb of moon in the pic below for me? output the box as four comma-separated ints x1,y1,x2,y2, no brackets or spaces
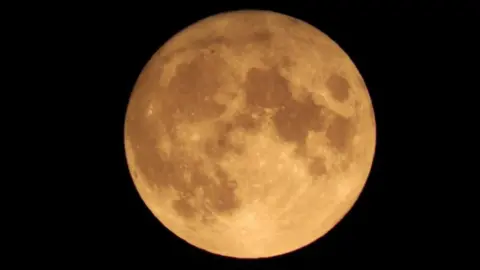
124,10,376,258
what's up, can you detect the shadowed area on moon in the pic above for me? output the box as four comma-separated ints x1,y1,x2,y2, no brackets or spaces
326,74,350,102
125,27,357,226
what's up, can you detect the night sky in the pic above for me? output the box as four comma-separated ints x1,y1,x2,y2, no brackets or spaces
34,1,475,267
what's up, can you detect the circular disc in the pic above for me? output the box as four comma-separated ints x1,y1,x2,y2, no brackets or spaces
124,10,376,258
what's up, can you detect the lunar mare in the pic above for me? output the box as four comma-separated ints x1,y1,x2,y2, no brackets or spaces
124,10,376,258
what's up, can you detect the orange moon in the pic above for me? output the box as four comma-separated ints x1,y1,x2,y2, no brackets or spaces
124,10,376,258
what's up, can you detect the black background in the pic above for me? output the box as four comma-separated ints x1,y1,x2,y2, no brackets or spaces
26,0,477,267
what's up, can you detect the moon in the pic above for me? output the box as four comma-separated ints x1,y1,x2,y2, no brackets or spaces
124,10,376,258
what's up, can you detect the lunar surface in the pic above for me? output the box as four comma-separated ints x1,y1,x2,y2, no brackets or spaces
124,10,376,258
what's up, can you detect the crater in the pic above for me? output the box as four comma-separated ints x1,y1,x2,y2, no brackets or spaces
325,73,350,102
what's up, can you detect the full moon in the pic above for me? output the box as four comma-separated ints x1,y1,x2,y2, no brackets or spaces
124,10,376,258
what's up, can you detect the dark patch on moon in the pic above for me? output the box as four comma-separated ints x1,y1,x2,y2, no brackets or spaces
193,35,230,50
326,74,350,102
251,30,274,44
165,53,228,123
242,66,328,155
244,67,292,108
325,114,355,152
273,98,327,145
279,56,295,69
172,196,197,219
308,156,327,177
